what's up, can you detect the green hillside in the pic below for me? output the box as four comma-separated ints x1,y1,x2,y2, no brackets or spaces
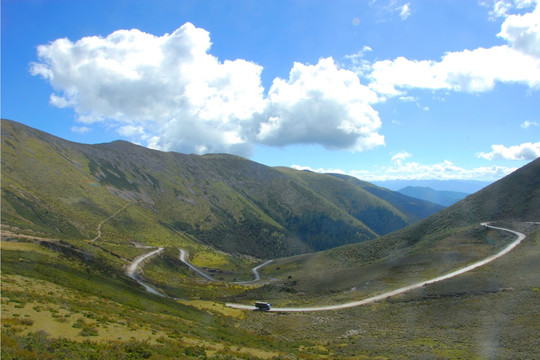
2,119,539,359
1,119,435,258
329,173,444,221
398,186,468,206
247,158,540,304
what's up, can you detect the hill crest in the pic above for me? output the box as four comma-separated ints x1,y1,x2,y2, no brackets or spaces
2,119,443,258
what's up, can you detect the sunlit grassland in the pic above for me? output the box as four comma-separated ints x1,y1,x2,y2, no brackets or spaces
0,240,297,359
2,223,538,359
236,223,518,307
139,246,266,299
236,225,540,359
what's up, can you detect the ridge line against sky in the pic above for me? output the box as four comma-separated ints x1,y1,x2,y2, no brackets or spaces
2,0,539,181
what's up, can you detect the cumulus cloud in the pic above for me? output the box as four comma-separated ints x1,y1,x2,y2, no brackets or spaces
255,58,384,151
498,1,540,57
477,141,540,160
31,24,384,156
366,1,540,95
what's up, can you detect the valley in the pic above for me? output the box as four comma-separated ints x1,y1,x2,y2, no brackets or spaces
227,223,527,312
2,119,540,359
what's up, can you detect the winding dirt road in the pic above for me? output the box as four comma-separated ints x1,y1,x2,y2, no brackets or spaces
178,248,216,281
178,248,272,284
126,247,166,297
226,223,527,312
234,260,273,284
90,203,129,242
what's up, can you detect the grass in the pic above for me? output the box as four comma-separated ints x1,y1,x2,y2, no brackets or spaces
0,240,299,359
235,224,540,359
3,118,447,260
2,224,539,359
232,223,515,308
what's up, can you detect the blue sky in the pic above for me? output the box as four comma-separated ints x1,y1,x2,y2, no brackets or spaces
2,0,539,182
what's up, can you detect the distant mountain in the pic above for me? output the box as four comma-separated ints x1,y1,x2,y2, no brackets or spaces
328,174,444,222
398,186,468,207
372,179,493,193
250,157,540,303
340,156,540,261
1,119,443,258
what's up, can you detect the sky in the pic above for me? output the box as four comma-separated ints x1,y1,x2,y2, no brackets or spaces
2,0,539,183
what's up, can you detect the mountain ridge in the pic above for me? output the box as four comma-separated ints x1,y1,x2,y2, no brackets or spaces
398,186,468,206
1,119,442,258
373,179,493,193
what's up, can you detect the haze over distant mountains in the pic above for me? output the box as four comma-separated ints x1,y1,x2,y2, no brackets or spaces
264,154,540,297
373,179,493,193
397,186,469,207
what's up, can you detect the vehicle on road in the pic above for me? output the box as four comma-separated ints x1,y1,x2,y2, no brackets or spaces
255,301,271,311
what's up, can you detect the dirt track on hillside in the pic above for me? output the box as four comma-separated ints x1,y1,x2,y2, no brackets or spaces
226,223,527,312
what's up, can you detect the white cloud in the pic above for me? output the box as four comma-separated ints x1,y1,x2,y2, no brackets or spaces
398,96,417,102
483,0,536,20
391,151,412,165
31,24,384,156
368,57,449,95
291,159,516,181
477,141,540,160
498,1,540,57
117,125,145,137
370,0,413,22
365,1,540,95
291,165,346,174
255,58,384,151
292,153,516,182
71,126,91,134
521,120,540,127
399,3,411,20
350,160,516,181
31,24,266,155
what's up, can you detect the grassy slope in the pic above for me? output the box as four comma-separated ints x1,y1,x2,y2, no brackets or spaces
329,173,445,222
398,186,468,206
277,168,411,236
238,222,540,359
3,223,538,359
1,119,429,259
237,158,540,311
0,240,293,359
3,119,539,358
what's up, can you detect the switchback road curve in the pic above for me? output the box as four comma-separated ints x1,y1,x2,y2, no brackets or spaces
226,223,527,312
179,248,272,284
126,247,166,297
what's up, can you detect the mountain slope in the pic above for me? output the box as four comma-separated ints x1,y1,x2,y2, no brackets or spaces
245,158,540,305
336,156,540,261
329,173,444,222
372,179,492,193
398,186,468,206
1,119,439,258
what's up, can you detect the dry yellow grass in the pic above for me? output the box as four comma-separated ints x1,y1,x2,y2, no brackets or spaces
1,239,60,257
181,336,281,359
1,274,170,343
175,299,245,319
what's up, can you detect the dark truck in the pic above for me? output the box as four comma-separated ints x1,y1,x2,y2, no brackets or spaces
255,301,271,311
